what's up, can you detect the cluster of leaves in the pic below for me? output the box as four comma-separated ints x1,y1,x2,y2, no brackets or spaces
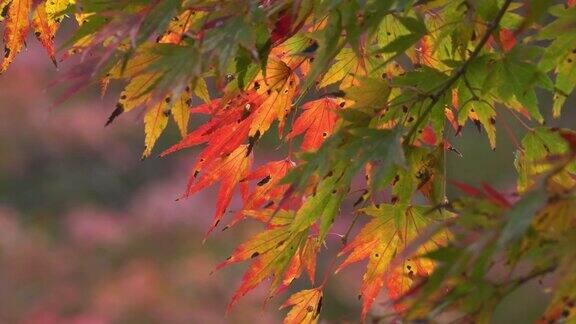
2,0,576,322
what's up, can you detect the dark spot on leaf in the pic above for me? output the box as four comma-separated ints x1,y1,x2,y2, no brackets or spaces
474,120,482,132
302,41,318,53
257,175,271,186
264,201,275,208
251,252,260,258
1,5,9,18
193,170,200,178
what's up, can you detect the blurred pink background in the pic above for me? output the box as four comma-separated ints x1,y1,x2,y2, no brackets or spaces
0,39,366,324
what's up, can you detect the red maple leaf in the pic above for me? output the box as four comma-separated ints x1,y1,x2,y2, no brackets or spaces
286,98,340,151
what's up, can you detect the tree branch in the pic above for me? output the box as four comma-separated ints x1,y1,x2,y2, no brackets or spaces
405,0,514,144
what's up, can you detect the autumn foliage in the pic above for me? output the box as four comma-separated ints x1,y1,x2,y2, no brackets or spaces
1,0,576,322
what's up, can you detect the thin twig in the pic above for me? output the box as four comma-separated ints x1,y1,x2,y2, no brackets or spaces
405,0,514,145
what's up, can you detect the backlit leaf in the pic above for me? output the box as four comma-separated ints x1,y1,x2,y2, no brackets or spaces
1,0,32,73
286,97,341,151
336,204,447,319
281,288,323,324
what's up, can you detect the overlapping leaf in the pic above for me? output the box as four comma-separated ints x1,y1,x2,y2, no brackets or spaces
185,145,252,234
336,204,448,319
216,223,308,309
281,288,323,324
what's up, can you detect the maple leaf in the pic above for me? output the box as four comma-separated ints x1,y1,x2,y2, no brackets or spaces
241,208,297,226
286,97,341,151
142,79,206,149
280,288,323,324
272,32,314,72
185,145,252,234
216,223,308,310
142,98,170,159
414,35,436,67
162,94,261,189
109,73,160,124
457,92,497,149
282,236,320,287
1,0,32,73
318,47,367,89
158,9,201,44
249,57,299,136
230,159,293,226
170,88,191,138
31,0,70,66
336,204,447,319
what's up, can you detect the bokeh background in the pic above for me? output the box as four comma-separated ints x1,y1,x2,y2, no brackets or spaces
0,33,574,324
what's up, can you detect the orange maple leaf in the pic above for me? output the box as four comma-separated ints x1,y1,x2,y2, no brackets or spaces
230,159,294,226
1,0,32,73
184,145,253,235
286,97,341,151
249,57,300,137
216,224,307,311
335,204,447,319
280,288,323,324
